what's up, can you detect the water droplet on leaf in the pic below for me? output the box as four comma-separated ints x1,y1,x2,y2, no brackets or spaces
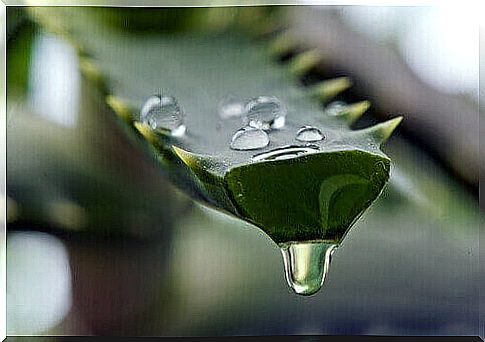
325,101,347,116
245,95,286,130
230,126,270,151
219,96,247,119
280,241,337,296
141,95,186,136
296,126,324,142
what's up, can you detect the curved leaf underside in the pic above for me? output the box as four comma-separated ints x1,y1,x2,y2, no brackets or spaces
28,7,401,244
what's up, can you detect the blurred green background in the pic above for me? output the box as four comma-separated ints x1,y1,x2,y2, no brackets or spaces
5,6,482,337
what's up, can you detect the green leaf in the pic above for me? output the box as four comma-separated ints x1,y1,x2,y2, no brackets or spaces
28,7,401,245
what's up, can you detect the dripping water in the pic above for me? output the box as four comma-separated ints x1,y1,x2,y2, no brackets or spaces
280,241,337,296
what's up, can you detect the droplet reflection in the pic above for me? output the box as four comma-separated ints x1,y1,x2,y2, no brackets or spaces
252,145,319,161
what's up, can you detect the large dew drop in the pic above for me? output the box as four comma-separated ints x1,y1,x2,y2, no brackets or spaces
280,241,337,296
296,126,324,142
244,95,286,130
141,95,186,136
230,126,270,151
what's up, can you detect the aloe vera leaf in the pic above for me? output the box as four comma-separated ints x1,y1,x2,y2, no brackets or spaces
28,7,401,245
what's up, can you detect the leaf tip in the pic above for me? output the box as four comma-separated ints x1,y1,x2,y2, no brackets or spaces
172,145,192,165
343,100,371,124
381,116,403,139
289,49,322,76
106,95,133,123
366,116,403,145
313,77,352,101
79,57,106,89
269,32,297,57
133,121,159,147
79,57,101,78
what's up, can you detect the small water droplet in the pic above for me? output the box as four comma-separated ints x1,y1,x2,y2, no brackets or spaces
141,95,186,136
230,126,270,151
325,101,347,116
245,95,286,130
280,242,337,296
219,97,247,119
296,126,324,142
252,145,318,161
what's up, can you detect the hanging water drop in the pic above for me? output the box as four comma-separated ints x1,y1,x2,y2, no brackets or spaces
245,95,286,130
140,95,186,136
280,241,337,296
230,126,270,151
296,126,324,142
219,96,247,119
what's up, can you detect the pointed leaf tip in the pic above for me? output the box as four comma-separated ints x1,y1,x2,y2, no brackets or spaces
269,32,297,57
173,146,225,178
342,100,371,124
380,116,403,141
79,57,107,91
134,121,160,147
363,116,403,145
79,57,102,79
289,49,322,76
172,146,213,169
172,145,194,166
106,95,133,123
311,77,352,101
